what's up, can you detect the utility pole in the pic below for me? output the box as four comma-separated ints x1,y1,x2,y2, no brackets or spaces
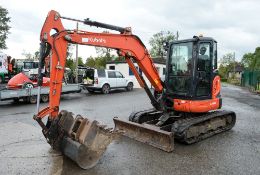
75,22,79,83
233,52,236,77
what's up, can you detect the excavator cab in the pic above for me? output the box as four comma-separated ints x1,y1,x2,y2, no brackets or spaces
163,36,221,113
166,36,218,100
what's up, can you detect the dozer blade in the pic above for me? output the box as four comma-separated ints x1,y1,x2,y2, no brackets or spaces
113,117,174,152
43,110,120,169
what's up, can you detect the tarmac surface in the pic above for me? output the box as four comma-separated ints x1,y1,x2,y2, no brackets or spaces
0,84,259,175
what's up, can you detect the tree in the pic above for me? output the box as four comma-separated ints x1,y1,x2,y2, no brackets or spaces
255,47,260,70
77,56,84,66
34,51,40,60
113,55,125,62
67,43,74,59
22,50,33,60
218,64,228,79
218,53,236,79
95,47,113,59
241,53,254,70
66,58,74,70
0,6,11,49
95,30,113,60
85,56,96,68
149,31,176,57
242,47,260,71
85,56,110,69
85,56,99,68
21,50,41,60
220,53,235,66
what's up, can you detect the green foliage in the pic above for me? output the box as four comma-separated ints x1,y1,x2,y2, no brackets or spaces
95,57,107,69
218,64,228,79
220,53,235,66
218,53,236,79
95,47,112,59
77,57,84,66
0,6,11,49
242,47,260,71
85,56,113,69
255,47,260,70
241,53,254,69
149,31,176,57
66,58,74,70
65,56,84,70
227,77,240,85
85,56,96,67
22,50,44,60
113,55,125,62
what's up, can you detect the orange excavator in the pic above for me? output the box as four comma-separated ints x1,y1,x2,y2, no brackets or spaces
34,10,236,169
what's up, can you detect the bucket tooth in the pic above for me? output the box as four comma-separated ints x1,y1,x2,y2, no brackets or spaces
46,110,119,169
113,117,174,152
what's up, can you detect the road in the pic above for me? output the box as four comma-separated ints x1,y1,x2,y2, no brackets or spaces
0,84,259,175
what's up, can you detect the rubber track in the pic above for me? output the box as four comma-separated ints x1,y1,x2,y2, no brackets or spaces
129,109,236,145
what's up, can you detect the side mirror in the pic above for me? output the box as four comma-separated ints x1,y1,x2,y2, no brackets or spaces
163,42,169,51
213,69,219,74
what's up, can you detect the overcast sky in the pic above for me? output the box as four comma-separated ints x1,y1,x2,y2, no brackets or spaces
1,0,260,61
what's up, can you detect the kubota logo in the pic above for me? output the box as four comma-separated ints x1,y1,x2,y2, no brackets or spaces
82,37,106,43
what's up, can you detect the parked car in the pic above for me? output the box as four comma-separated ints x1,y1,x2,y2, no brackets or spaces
81,68,134,94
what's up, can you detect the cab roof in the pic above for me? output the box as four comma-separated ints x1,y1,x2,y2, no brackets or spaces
172,36,217,44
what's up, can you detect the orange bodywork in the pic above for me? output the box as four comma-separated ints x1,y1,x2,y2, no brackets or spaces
37,10,222,120
7,72,50,90
173,76,221,113
173,98,220,113
212,75,221,99
37,10,163,119
173,75,221,113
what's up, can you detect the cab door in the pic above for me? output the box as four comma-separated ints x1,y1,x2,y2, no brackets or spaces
194,42,212,98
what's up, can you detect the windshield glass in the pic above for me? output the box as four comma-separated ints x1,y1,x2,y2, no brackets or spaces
169,42,193,76
167,42,193,96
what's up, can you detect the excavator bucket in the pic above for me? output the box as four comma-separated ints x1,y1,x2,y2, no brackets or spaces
113,117,174,152
44,111,119,169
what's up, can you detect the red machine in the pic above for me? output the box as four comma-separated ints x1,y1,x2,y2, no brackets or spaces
34,10,236,169
7,72,50,89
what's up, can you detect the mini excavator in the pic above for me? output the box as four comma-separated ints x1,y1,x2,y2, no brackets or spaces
34,10,236,169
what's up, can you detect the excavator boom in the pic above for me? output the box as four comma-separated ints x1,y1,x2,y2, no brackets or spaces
34,10,171,169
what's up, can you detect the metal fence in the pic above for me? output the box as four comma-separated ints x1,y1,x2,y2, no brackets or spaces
241,70,260,91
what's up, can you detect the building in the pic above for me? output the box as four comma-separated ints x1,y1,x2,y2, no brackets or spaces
106,57,166,88
228,64,244,79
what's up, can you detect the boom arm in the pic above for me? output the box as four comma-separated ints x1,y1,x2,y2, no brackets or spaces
36,10,163,120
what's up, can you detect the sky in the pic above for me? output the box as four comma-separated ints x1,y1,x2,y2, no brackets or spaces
1,0,260,62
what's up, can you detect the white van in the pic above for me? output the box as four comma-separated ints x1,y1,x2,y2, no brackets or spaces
0,52,8,83
81,68,134,94
23,61,39,77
